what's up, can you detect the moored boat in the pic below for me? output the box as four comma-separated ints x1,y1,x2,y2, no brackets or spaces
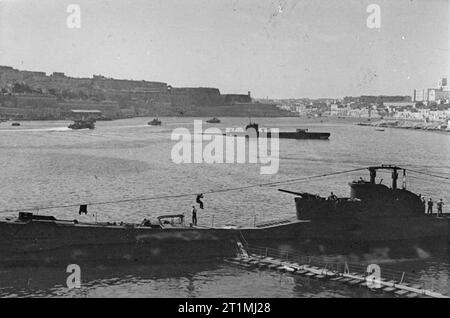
244,122,330,139
68,119,95,130
206,117,221,123
148,118,162,126
2,165,448,265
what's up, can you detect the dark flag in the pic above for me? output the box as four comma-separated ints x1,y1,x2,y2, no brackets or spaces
79,204,88,215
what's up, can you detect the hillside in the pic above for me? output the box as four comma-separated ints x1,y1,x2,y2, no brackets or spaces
0,65,294,119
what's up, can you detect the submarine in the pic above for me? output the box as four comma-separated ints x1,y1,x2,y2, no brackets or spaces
206,117,221,124
1,165,448,265
245,122,330,140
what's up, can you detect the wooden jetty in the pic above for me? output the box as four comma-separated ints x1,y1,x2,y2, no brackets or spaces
224,243,448,298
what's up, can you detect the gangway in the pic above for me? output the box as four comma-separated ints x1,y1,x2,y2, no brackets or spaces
225,243,448,298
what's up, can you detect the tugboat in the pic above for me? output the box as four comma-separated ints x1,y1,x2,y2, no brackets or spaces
245,122,330,139
148,118,162,126
279,165,450,242
68,119,95,130
206,117,221,124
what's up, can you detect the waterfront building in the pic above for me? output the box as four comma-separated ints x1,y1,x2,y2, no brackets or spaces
413,78,450,103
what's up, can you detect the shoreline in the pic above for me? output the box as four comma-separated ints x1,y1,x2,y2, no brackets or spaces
2,115,450,134
355,118,449,133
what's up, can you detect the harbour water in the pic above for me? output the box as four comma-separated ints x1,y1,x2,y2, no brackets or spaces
0,117,449,297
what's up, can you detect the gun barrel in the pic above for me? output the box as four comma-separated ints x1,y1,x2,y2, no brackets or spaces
278,189,304,196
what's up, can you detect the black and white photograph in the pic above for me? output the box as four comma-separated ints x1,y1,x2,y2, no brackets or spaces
0,0,449,302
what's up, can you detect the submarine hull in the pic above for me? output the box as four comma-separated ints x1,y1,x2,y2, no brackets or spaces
276,131,330,140
0,217,310,265
0,219,238,266
294,196,450,242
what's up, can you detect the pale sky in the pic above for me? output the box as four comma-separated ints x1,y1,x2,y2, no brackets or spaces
0,0,449,98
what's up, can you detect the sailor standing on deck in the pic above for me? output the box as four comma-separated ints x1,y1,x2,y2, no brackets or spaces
427,198,434,214
421,196,426,213
327,192,338,201
191,206,198,226
437,199,444,217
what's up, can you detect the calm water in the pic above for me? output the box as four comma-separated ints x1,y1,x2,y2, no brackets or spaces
0,117,449,297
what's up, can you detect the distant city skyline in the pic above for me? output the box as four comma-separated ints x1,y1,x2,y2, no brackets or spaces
0,0,448,99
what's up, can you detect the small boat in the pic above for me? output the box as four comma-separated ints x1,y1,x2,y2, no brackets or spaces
148,118,162,126
206,117,221,124
68,119,95,130
11,122,20,126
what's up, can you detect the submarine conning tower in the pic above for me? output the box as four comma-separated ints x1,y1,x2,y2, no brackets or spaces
283,165,425,219
349,165,406,202
349,165,424,216
349,165,406,201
